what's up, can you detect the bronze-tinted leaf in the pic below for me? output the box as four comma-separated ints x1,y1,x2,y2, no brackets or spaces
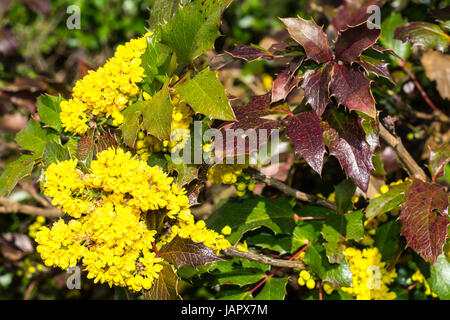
323,109,374,191
358,55,393,82
332,0,379,32
96,129,119,153
271,56,303,103
76,128,95,161
143,263,181,300
159,235,222,268
228,45,273,62
286,111,325,175
334,22,381,63
301,63,333,116
394,22,450,52
400,179,449,264
280,17,333,64
330,62,376,118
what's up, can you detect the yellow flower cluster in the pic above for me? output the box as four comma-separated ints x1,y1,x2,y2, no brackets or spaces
342,247,397,300
37,148,229,292
298,270,316,289
60,34,150,135
411,269,438,298
28,216,46,239
206,164,248,184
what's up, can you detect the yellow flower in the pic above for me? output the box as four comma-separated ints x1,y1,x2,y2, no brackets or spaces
221,225,232,235
207,164,248,185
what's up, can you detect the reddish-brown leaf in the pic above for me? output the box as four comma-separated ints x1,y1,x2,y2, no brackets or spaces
159,236,222,268
358,55,393,82
143,263,180,300
400,180,449,264
271,56,304,103
76,128,95,161
228,45,273,62
301,63,333,116
429,142,450,181
323,109,374,191
286,111,326,175
334,22,381,63
330,62,376,118
332,0,379,32
280,17,333,64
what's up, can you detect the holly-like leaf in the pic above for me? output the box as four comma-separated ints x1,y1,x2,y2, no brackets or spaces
141,86,173,141
176,68,235,121
76,128,95,161
358,54,393,82
121,103,142,148
96,129,119,154
254,277,288,300
301,63,332,116
365,180,411,218
400,179,449,264
334,22,381,63
330,63,376,118
207,196,296,244
37,95,63,133
271,56,303,103
323,109,374,192
421,50,450,100
228,45,273,62
429,253,450,300
429,142,450,181
394,22,450,52
332,0,379,32
159,236,221,268
280,17,333,64
16,119,57,156
374,220,402,260
0,155,36,196
147,0,181,31
161,0,232,64
286,111,325,175
143,263,180,300
379,12,411,63
43,142,70,168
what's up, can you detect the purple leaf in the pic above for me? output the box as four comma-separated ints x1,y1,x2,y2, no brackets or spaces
330,62,376,118
332,0,380,32
280,17,333,64
271,56,304,103
286,111,326,175
334,22,381,63
301,63,333,116
400,179,449,264
228,45,273,62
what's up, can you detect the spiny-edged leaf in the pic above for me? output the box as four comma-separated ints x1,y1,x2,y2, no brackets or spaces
141,80,173,141
254,277,288,300
159,235,221,268
37,95,63,132
334,179,356,214
323,109,374,192
215,269,265,287
429,142,450,181
322,224,345,263
429,253,450,300
280,17,333,64
366,180,411,218
161,0,232,64
16,119,57,156
76,128,95,161
143,263,180,300
301,63,332,116
145,210,167,233
379,12,411,63
330,62,376,118
0,154,36,196
359,114,379,153
286,111,325,175
332,0,379,32
421,50,450,100
147,0,181,31
334,22,381,63
374,220,402,260
394,22,450,52
96,129,119,153
167,158,199,187
176,68,235,121
228,45,273,62
43,142,70,168
271,56,303,103
120,103,142,148
323,260,352,287
358,54,393,82
400,179,449,264
206,196,296,244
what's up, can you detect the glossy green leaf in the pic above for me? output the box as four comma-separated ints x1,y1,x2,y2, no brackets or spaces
37,95,63,133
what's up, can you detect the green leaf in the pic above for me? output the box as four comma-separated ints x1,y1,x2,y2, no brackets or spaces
16,119,57,156
323,261,352,288
380,12,411,63
206,196,296,244
394,22,450,52
43,142,70,168
374,220,401,260
167,156,198,187
255,277,288,300
429,254,450,300
143,263,180,300
176,68,235,121
365,180,411,218
148,0,181,31
0,155,36,196
161,0,232,64
215,269,265,287
334,179,356,214
245,232,292,255
37,95,63,133
121,103,142,148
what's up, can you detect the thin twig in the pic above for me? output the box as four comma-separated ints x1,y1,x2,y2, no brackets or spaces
378,123,428,181
0,197,62,218
246,167,337,210
19,182,52,208
224,247,305,269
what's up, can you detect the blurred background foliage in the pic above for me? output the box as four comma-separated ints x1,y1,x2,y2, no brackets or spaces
0,0,449,299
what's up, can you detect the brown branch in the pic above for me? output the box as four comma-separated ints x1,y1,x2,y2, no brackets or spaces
378,123,428,181
0,197,62,218
19,182,52,208
224,247,305,269
246,167,337,210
